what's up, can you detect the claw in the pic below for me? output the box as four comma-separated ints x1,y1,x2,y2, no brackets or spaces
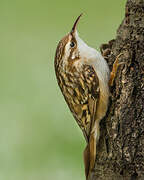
109,53,124,87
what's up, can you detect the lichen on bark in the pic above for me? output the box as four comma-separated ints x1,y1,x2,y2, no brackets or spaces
91,0,144,179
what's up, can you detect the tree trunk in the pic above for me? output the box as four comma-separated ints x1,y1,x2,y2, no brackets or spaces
92,0,144,179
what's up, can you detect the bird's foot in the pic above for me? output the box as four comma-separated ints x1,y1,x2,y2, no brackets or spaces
109,53,124,87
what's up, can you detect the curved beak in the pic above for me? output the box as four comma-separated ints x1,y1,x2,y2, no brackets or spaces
70,13,83,35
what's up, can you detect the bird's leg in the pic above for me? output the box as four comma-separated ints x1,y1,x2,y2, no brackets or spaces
109,53,123,87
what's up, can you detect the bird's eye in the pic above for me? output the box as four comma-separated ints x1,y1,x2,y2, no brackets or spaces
70,41,75,48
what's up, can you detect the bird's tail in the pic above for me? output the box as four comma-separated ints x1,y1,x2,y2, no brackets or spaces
83,121,100,180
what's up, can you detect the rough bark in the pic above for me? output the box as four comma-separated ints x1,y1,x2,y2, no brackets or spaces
91,0,144,179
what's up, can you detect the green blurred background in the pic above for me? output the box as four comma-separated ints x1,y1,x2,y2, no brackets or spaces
0,0,126,179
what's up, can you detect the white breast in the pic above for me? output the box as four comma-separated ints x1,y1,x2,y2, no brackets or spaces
75,31,110,97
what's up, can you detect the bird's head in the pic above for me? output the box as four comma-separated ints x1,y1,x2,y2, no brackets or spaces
55,14,89,72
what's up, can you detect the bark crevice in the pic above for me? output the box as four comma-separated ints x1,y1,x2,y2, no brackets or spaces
92,0,144,179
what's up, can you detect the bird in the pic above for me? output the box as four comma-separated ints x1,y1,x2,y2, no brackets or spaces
54,14,122,180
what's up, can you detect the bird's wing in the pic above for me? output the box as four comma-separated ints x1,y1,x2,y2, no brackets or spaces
82,65,100,140
67,65,100,142
57,64,100,143
81,65,100,177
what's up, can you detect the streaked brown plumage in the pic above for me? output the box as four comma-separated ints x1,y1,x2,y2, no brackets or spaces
54,14,122,180
55,61,99,142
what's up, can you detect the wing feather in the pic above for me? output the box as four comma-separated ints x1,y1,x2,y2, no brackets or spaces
71,65,100,142
57,64,99,143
